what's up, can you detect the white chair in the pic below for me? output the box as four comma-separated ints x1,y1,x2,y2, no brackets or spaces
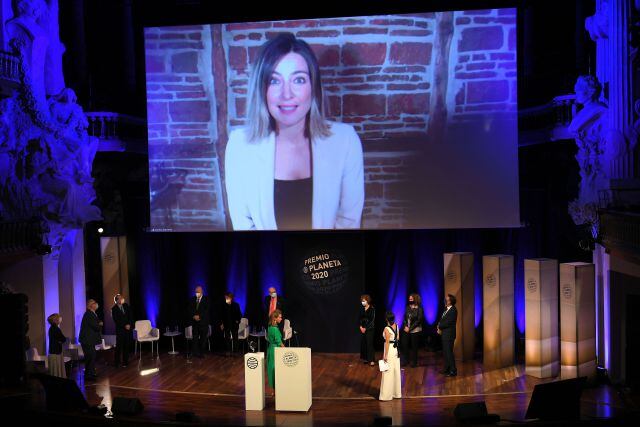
134,320,160,361
238,318,249,353
207,324,212,352
26,347,71,369
283,319,293,346
184,325,193,355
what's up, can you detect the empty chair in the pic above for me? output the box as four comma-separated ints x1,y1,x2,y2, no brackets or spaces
207,324,212,352
184,325,193,355
238,318,249,353
134,320,160,361
283,319,293,346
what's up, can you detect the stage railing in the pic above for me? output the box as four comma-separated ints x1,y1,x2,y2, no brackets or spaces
85,112,147,153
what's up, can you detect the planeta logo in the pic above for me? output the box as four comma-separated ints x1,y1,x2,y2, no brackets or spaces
486,273,496,288
527,278,537,293
282,351,299,367
300,248,349,295
446,270,456,282
562,285,572,299
246,357,258,369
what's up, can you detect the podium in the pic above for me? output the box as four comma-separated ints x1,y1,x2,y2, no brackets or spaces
275,347,312,411
443,252,475,361
483,255,514,369
560,262,596,380
244,352,265,411
524,258,559,378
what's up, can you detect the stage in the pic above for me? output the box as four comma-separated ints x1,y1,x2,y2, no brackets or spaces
6,350,625,426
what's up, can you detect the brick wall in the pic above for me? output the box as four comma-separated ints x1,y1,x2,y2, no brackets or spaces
145,9,516,230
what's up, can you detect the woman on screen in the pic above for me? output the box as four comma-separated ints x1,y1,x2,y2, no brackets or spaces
224,33,364,230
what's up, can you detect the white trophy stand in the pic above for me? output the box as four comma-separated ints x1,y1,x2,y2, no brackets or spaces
244,352,265,411
275,347,312,411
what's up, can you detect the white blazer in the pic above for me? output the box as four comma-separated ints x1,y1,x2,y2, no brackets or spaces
224,121,364,230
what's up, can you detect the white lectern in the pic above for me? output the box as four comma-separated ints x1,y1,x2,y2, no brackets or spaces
275,347,312,412
244,352,265,411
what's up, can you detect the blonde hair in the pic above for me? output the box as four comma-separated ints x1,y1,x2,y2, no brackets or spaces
269,309,283,326
246,32,331,143
47,313,61,326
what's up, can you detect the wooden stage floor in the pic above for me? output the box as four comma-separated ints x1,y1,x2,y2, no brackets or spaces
29,350,623,426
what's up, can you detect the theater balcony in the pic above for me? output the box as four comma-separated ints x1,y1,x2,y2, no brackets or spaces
0,50,19,99
86,112,147,154
518,94,576,146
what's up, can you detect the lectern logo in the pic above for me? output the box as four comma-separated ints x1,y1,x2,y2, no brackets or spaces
527,278,537,293
486,273,496,288
103,252,115,264
562,285,572,299
282,351,299,367
300,249,349,295
446,270,456,282
246,357,258,369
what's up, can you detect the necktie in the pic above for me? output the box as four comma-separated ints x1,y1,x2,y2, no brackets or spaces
269,297,276,315
196,297,201,310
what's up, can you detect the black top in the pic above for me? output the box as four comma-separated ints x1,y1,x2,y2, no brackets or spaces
403,305,424,332
79,310,102,346
220,300,242,329
359,305,375,330
48,324,66,355
111,303,134,331
274,177,312,230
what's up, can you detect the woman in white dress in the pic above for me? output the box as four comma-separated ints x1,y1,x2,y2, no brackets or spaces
379,311,402,401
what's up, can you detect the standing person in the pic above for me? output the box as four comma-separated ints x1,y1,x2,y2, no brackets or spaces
359,294,375,366
79,299,102,381
264,286,285,327
47,313,66,378
187,285,210,358
219,292,242,355
266,309,284,389
225,32,364,231
111,293,133,367
402,293,424,368
437,294,458,377
379,311,401,401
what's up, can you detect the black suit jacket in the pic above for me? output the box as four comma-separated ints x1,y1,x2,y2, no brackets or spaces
188,295,211,326
263,295,285,317
437,306,458,341
111,303,134,331
79,310,102,346
220,301,242,330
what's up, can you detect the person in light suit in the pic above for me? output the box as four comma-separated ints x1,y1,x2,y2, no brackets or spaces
225,32,364,231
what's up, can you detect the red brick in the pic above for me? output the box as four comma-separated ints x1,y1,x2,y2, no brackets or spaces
233,34,247,41
248,33,262,40
467,62,495,71
176,91,206,99
296,30,340,38
171,51,198,73
466,80,509,103
389,30,432,36
169,101,211,122
387,83,430,91
458,26,503,52
338,67,382,76
343,27,388,35
473,17,516,25
342,43,387,66
159,33,186,40
508,28,516,51
366,183,383,198
188,33,201,40
343,94,386,116
235,97,246,118
178,191,215,210
345,84,384,91
382,65,426,73
327,96,341,117
146,55,165,73
226,22,272,31
318,18,366,26
370,18,414,26
273,20,320,28
229,46,247,70
147,102,168,123
147,93,173,100
310,44,340,67
455,71,497,79
248,46,261,64
456,17,472,25
390,42,432,65
388,93,430,115
158,42,203,49
162,84,204,92
366,74,410,82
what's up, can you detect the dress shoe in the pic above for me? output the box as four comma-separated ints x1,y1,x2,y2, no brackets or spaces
446,371,457,377
439,370,450,375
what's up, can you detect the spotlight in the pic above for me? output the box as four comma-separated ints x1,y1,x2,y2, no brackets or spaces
97,227,104,234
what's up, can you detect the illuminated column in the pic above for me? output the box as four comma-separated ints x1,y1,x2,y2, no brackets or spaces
483,255,514,369
560,262,596,380
443,252,474,361
524,258,559,378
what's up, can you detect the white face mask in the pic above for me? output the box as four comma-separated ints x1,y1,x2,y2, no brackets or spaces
120,299,125,305
270,292,277,298
196,292,202,298
225,299,231,305
361,301,366,306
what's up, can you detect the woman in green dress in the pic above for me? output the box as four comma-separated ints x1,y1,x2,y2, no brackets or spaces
266,309,284,389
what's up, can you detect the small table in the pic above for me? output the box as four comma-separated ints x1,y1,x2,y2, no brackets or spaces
249,330,266,352
164,331,182,355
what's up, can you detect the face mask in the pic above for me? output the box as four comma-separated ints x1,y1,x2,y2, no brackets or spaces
95,305,99,310
225,299,231,304
271,292,277,298
361,301,366,306
120,299,125,305
196,292,202,298
409,300,414,304
58,318,62,325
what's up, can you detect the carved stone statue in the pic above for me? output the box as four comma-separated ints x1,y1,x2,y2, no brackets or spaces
0,0,100,251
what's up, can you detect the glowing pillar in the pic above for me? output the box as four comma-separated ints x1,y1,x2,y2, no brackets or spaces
443,252,474,361
483,255,514,369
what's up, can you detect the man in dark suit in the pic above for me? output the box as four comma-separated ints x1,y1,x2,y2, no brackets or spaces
187,285,210,358
437,294,458,377
111,293,133,367
79,299,103,380
219,292,242,355
263,286,285,328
